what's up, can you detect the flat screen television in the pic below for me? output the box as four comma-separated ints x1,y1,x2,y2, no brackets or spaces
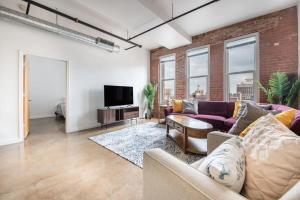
104,85,133,107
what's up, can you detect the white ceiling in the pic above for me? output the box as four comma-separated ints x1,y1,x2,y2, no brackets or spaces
0,0,298,50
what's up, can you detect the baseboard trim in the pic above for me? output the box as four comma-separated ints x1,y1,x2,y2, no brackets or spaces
67,123,102,133
30,114,56,119
0,138,22,146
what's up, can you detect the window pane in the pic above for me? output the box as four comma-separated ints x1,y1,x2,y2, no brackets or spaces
187,48,208,56
160,55,175,62
188,53,208,77
226,36,256,48
189,77,208,100
162,80,175,103
228,73,254,102
228,42,255,73
161,61,175,79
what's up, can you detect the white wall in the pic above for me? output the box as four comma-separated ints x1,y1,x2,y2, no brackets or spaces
0,20,149,146
29,56,66,119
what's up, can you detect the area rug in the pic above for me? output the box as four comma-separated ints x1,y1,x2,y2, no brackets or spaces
89,122,205,168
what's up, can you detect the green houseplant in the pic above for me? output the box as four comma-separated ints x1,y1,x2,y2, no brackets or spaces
257,72,300,106
144,83,158,119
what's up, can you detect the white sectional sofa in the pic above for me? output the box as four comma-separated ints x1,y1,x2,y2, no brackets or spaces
143,131,300,200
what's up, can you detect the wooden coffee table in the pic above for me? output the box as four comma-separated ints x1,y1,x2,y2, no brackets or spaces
166,115,213,155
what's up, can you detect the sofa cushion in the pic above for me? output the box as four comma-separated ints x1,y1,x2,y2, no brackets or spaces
198,136,245,193
279,181,300,200
271,104,293,112
190,158,205,169
242,114,300,199
198,101,229,118
224,117,236,131
291,116,300,136
226,102,235,118
164,107,173,116
193,114,226,130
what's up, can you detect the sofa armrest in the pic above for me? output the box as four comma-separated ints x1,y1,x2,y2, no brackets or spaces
164,107,173,116
143,148,246,200
207,131,234,154
279,181,300,200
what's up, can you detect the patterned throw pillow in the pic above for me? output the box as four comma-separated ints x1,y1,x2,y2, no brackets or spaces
235,102,247,120
182,100,198,114
197,137,245,193
242,114,300,199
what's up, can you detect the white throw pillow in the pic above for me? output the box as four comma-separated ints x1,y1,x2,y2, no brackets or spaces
198,136,245,193
242,113,300,200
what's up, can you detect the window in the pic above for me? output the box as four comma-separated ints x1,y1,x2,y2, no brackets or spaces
160,55,175,104
225,35,258,102
187,47,209,100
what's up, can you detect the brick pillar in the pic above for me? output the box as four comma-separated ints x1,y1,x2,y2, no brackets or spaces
176,51,186,99
210,43,224,101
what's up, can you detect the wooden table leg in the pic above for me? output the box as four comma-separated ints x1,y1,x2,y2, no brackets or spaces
183,128,188,154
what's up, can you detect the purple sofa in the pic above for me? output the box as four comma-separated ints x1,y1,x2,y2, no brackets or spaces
271,104,300,135
164,101,300,135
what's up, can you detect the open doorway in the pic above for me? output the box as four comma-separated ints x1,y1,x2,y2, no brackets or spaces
23,54,68,139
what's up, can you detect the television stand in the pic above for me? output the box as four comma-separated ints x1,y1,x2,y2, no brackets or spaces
97,106,139,128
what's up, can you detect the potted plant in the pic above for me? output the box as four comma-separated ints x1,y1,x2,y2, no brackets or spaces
144,83,158,119
257,72,300,106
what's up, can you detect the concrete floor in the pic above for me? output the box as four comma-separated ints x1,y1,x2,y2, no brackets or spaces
0,118,147,200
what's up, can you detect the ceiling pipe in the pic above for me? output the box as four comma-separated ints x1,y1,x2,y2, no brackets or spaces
25,0,31,15
0,6,120,52
125,0,221,50
21,0,142,49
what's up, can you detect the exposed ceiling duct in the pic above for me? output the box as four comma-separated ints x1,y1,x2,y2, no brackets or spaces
21,0,142,49
0,6,120,53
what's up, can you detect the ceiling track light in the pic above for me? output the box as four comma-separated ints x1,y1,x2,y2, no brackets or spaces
0,6,120,52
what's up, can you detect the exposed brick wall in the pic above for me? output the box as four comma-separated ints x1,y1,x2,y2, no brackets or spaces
210,43,224,101
150,7,298,117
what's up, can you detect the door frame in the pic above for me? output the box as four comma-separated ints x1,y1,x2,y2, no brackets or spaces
18,50,70,141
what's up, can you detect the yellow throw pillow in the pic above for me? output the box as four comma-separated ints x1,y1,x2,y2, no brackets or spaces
232,101,241,119
275,109,297,128
173,100,183,113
